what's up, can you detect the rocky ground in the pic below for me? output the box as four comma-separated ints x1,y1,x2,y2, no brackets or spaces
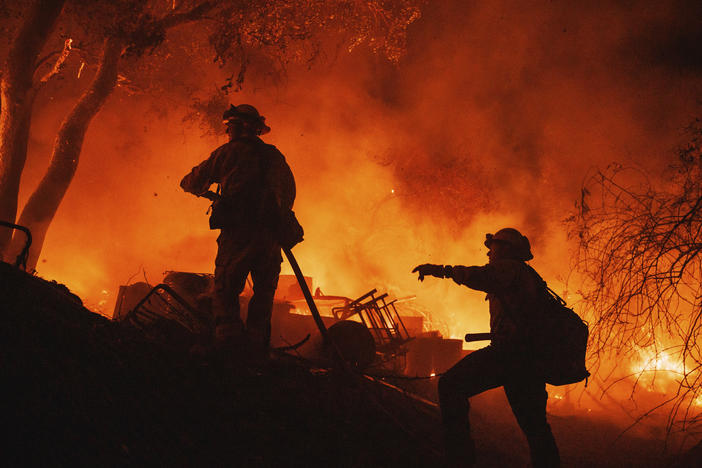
1,261,700,467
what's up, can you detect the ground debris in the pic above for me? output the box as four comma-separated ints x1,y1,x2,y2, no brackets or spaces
2,263,698,467
0,263,441,467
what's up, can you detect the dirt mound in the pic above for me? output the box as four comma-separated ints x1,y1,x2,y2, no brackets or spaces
0,262,441,467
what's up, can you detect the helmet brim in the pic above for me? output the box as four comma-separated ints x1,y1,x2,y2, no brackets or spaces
223,118,271,135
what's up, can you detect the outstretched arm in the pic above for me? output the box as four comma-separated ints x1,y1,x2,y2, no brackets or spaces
448,262,517,294
412,261,517,294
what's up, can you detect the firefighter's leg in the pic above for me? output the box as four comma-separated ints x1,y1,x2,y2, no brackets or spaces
212,233,250,344
246,239,282,352
504,379,560,468
438,346,503,467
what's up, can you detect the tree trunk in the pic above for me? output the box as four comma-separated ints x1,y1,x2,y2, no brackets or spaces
0,0,65,256
10,36,122,271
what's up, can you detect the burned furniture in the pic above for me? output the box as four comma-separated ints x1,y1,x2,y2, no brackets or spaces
113,272,432,372
117,280,212,346
331,289,412,355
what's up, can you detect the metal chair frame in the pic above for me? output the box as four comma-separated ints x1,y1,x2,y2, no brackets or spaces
332,289,411,349
124,283,210,335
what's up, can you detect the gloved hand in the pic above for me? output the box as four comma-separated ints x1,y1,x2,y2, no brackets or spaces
412,263,445,281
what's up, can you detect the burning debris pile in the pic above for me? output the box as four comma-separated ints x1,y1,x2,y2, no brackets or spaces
112,270,464,378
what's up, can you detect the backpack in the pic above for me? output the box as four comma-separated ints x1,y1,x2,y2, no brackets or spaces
528,268,590,386
273,208,304,250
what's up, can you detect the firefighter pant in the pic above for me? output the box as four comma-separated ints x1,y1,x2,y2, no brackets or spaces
438,345,560,467
213,228,281,348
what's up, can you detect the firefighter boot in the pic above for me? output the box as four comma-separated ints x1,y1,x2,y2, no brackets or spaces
214,316,245,349
245,326,270,362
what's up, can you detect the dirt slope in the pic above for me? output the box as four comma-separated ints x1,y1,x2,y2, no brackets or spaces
1,262,699,467
1,262,442,467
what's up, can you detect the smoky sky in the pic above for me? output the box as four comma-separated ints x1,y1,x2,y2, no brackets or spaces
346,0,702,245
621,1,702,73
20,0,702,327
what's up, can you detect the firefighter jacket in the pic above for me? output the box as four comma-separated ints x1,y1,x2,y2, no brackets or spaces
448,259,545,351
180,136,295,232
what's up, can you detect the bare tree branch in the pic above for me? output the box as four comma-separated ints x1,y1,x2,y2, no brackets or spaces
37,37,72,84
151,0,219,31
568,120,702,434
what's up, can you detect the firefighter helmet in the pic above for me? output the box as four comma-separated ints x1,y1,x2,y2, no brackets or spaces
222,104,271,135
484,227,533,261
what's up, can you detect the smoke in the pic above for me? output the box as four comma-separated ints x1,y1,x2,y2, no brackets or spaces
22,0,702,346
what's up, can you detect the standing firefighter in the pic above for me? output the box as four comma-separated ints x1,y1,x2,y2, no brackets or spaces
413,228,560,468
180,104,297,354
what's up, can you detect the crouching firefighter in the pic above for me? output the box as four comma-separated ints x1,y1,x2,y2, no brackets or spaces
180,104,299,355
412,228,560,468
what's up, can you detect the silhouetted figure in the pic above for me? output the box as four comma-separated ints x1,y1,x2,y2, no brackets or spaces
180,104,295,355
413,228,560,468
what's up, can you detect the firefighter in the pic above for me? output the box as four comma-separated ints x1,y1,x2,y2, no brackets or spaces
412,228,560,467
180,104,296,355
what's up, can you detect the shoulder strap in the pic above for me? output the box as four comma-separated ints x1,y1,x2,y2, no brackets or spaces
525,264,567,307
